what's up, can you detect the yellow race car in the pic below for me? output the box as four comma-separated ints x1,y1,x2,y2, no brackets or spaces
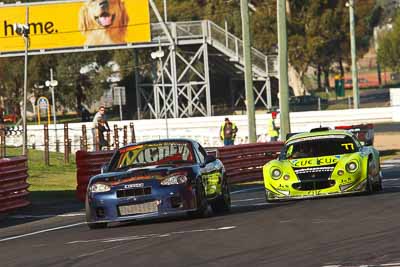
263,128,382,201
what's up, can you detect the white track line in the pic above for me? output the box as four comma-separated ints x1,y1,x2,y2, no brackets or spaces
382,159,400,164
322,263,400,267
10,213,85,219
383,178,400,182
231,187,264,194
231,198,264,203
0,222,86,242
67,226,237,244
381,164,398,169
380,263,400,266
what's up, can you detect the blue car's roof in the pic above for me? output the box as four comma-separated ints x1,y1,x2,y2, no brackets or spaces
120,138,198,150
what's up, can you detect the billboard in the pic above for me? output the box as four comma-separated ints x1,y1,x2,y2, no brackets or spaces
0,0,151,52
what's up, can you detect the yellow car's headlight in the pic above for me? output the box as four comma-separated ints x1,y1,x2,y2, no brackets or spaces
271,168,282,180
346,161,359,173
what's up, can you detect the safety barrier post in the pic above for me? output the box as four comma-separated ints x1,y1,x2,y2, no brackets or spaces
106,130,111,150
0,124,5,158
130,122,136,143
80,137,84,151
56,139,60,153
44,124,50,166
82,125,88,151
95,125,100,151
123,125,128,146
68,139,72,157
64,123,69,163
113,125,119,149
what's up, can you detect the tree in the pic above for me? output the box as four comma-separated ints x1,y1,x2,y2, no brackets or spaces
53,51,113,112
377,15,400,72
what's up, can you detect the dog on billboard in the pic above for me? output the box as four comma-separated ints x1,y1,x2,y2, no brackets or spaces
79,0,129,45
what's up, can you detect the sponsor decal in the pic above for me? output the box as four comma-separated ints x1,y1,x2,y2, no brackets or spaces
341,143,355,150
290,156,340,167
0,0,150,52
124,183,144,189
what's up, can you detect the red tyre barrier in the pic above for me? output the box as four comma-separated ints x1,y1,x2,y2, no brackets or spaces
76,150,115,202
217,142,284,184
0,156,30,213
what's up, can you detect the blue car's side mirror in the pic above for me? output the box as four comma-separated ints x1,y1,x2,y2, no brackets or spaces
101,164,109,174
205,155,217,164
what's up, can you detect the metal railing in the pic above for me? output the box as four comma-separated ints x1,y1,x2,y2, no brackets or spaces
151,20,278,78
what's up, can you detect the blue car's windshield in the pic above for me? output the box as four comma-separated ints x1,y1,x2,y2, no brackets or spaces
110,141,195,171
282,135,359,160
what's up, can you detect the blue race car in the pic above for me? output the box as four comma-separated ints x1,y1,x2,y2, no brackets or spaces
85,139,231,229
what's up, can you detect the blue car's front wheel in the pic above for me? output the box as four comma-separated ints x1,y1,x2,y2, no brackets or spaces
188,179,208,218
86,197,107,230
210,178,231,213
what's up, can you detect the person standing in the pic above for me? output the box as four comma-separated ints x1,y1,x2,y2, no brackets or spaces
93,106,110,150
220,117,238,146
267,111,279,141
0,107,4,123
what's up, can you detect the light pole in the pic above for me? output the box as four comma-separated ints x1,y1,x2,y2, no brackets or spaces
151,47,169,138
163,0,167,22
240,0,257,143
13,7,30,155
277,0,290,141
346,0,360,109
45,68,59,151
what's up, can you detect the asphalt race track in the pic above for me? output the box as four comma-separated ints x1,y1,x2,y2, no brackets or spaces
1,160,400,267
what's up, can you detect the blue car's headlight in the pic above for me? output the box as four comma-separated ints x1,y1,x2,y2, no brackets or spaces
161,175,188,186
90,183,111,193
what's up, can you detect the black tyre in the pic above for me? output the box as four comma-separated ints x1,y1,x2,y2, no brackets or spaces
87,222,107,230
85,197,107,230
373,169,383,192
378,174,383,191
210,178,231,214
188,179,208,218
365,161,374,194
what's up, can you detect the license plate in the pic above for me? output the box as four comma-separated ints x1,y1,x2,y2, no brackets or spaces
118,201,158,216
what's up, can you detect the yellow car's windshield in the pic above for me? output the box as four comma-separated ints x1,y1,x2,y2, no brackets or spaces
284,135,358,160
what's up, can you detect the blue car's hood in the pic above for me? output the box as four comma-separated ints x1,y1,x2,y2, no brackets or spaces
90,164,195,183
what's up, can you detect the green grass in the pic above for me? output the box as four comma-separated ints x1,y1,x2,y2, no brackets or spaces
6,148,77,201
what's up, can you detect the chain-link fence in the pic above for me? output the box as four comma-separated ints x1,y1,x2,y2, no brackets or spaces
0,122,137,165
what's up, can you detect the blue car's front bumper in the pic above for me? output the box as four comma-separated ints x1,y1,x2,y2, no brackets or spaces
86,180,197,223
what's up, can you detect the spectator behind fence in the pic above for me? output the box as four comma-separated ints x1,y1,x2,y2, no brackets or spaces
98,119,109,149
93,106,110,150
0,107,4,123
267,111,279,141
220,117,238,146
80,105,91,122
